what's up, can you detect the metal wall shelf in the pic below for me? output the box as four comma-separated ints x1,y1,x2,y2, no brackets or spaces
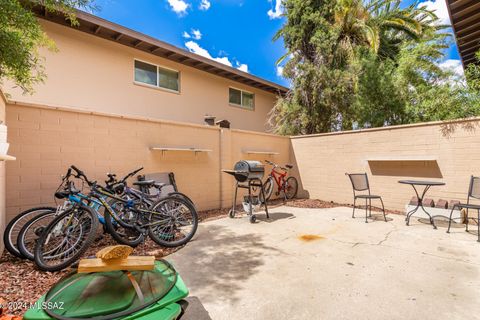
150,147,212,156
243,150,280,155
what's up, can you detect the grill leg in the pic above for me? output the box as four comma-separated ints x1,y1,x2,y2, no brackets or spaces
261,184,269,219
232,181,238,215
248,182,253,217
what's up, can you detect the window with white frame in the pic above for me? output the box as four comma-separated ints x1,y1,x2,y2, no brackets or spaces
134,60,179,92
229,88,255,110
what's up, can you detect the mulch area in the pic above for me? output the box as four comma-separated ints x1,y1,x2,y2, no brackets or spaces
0,198,400,316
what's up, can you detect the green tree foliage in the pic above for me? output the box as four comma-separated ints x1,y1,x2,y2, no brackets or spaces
270,0,480,135
0,0,95,93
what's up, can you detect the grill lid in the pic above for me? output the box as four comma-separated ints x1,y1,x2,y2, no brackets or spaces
234,160,264,173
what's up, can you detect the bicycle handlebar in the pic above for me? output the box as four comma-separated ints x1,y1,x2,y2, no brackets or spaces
120,167,144,183
70,165,94,186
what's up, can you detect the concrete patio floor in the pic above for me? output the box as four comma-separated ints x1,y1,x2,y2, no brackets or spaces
169,206,480,320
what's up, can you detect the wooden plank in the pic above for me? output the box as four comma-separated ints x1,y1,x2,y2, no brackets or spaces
78,256,155,273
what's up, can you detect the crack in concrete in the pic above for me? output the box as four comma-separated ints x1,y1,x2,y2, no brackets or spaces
328,224,480,266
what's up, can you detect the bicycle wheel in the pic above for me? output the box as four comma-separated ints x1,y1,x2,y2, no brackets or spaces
17,210,57,260
3,207,56,258
261,176,274,202
34,205,99,272
104,200,144,247
148,196,198,248
285,176,298,199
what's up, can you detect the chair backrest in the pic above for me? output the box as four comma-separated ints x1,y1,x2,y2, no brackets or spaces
138,172,178,196
346,173,370,192
468,176,480,200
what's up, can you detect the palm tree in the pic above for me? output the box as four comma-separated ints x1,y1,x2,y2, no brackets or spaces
334,0,441,64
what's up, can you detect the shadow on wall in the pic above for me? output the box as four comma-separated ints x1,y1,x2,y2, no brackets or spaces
440,120,479,138
288,139,310,199
169,224,283,304
368,160,443,178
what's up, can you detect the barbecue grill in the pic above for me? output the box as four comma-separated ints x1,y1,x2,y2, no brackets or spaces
223,160,269,223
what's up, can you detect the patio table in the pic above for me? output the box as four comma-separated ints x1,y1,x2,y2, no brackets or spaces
398,180,445,229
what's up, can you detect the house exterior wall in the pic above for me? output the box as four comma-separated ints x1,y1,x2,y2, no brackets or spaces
2,19,279,133
291,120,480,212
5,102,291,220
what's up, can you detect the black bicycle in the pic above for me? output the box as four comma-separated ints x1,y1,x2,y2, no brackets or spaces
34,166,198,271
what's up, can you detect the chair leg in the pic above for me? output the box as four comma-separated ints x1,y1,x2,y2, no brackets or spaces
368,199,372,217
447,206,456,233
477,210,479,242
380,198,387,222
352,198,356,218
466,208,469,232
365,198,368,223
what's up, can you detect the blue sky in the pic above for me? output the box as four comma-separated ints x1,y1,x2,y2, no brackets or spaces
91,0,461,87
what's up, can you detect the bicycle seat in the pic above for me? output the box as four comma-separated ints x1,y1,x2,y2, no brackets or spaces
285,164,293,169
133,180,156,187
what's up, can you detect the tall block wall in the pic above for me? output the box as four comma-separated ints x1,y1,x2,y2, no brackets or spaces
291,120,480,211
5,103,291,221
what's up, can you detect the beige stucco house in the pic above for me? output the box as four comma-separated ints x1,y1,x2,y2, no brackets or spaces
3,9,288,132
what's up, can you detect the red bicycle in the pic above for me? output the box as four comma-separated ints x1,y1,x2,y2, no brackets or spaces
262,160,298,201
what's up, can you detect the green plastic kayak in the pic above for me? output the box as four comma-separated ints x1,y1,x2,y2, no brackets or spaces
24,260,189,320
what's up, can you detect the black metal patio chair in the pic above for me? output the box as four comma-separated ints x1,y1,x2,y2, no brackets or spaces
345,173,387,223
447,175,480,242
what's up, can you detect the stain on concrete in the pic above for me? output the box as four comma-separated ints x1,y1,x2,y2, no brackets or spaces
298,234,325,242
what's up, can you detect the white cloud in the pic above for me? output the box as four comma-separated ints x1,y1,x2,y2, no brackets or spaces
182,31,191,38
438,59,464,78
237,63,249,73
185,41,233,67
267,0,283,19
419,0,450,25
191,29,202,40
167,0,189,15
276,65,284,77
199,0,211,10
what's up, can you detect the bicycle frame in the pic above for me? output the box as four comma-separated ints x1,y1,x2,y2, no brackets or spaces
269,168,288,192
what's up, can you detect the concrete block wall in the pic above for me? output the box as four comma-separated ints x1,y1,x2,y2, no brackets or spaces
5,102,292,221
291,120,480,211
0,94,6,252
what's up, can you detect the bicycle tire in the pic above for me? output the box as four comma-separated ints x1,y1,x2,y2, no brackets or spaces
285,176,298,200
167,192,196,209
104,199,144,247
17,210,57,260
34,205,99,272
261,176,274,202
148,196,198,248
3,206,56,258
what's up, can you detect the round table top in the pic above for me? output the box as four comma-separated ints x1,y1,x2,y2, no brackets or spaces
398,180,445,186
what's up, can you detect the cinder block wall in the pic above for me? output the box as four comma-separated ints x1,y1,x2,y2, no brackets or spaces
0,94,6,252
291,120,480,211
5,103,291,221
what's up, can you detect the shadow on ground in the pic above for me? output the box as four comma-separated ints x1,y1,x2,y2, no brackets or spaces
170,224,282,304
257,211,295,223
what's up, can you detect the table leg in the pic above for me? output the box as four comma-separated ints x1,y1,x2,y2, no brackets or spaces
406,184,437,229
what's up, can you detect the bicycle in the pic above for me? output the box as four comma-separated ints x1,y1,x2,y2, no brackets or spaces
17,169,136,260
262,160,298,202
34,166,198,271
15,167,197,261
